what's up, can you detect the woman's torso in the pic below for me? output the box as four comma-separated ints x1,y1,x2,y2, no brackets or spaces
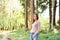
30,21,39,33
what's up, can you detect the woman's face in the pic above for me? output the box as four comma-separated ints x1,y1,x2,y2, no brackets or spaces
33,14,37,20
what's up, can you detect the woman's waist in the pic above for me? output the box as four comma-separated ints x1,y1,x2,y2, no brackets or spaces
30,29,37,33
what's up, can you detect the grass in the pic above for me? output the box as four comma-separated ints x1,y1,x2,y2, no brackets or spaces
0,29,60,40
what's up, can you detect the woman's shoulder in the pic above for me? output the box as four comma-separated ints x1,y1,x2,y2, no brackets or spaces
37,20,40,24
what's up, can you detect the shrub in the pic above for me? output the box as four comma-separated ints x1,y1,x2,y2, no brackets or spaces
48,32,60,40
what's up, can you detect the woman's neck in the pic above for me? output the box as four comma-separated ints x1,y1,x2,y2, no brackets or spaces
35,20,37,21
35,20,38,22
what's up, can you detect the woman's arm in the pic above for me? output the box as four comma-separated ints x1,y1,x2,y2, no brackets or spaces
31,13,34,23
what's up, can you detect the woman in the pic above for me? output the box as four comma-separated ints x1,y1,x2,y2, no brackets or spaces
30,14,40,40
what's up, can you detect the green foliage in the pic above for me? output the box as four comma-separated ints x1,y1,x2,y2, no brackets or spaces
19,0,25,7
0,0,25,30
40,4,47,13
48,32,60,40
19,0,30,7
38,0,49,13
8,29,30,40
48,35,60,40
0,29,60,40
20,0,48,13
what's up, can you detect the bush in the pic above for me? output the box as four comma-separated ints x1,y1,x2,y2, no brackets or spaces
55,26,60,30
48,32,60,40
48,35,60,40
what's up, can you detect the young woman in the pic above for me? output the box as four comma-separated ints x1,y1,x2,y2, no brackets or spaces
30,14,40,40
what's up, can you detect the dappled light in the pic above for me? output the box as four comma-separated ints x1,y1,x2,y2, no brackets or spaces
0,0,60,40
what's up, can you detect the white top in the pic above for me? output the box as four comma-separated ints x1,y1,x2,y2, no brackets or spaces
30,20,40,34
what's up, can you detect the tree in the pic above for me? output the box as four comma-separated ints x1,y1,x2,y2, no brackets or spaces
49,0,57,31
53,0,57,26
25,0,28,31
49,0,53,30
30,0,34,28
59,0,60,26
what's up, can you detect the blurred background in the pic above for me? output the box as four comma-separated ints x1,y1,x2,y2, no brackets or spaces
0,0,60,40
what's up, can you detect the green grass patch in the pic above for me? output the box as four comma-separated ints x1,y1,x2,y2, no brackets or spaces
0,29,60,40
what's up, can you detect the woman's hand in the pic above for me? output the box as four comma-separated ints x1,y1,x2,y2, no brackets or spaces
32,35,35,39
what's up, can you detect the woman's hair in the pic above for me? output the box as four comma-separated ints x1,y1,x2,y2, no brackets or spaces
33,14,39,23
35,14,39,20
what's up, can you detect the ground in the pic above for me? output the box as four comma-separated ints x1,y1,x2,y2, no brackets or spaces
0,29,60,40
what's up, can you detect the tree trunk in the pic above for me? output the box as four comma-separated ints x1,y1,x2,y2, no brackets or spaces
53,0,57,26
59,0,60,26
25,0,28,31
30,0,34,28
49,0,52,30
